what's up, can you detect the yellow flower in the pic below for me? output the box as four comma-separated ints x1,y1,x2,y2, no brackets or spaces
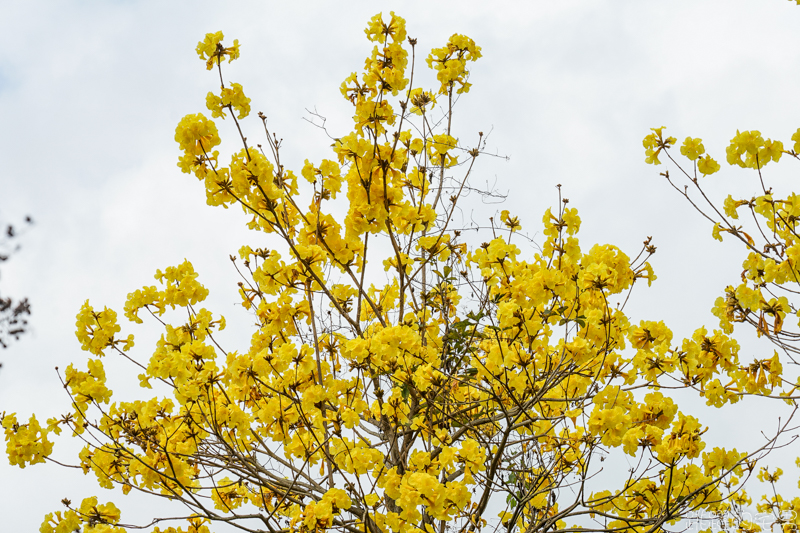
211,477,248,511
196,31,240,70
39,510,81,533
155,260,209,309
124,285,162,323
791,127,800,152
322,487,352,512
65,358,113,406
680,137,705,160
725,130,780,169
175,113,220,157
562,207,581,234
500,209,521,231
206,82,251,119
426,34,482,95
409,88,437,115
428,134,458,166
2,413,54,468
757,466,783,483
364,12,407,44
629,320,672,350
723,195,744,219
760,139,784,163
78,496,122,525
642,126,676,165
703,447,743,477
588,406,630,447
711,222,725,242
75,300,122,355
697,154,720,175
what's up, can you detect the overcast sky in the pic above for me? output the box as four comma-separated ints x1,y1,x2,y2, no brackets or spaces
1,0,799,530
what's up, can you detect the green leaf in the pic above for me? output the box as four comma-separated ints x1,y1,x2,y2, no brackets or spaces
506,494,517,509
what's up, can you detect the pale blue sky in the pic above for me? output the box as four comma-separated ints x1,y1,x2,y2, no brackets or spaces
1,0,799,529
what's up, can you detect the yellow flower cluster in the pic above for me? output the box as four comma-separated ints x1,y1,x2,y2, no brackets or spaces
196,31,240,70
75,300,131,355
646,127,796,176
155,260,209,308
726,130,783,169
408,87,437,115
206,82,250,120
124,260,210,325
642,126,676,165
426,34,482,95
174,113,221,184
65,358,112,409
289,488,352,532
1,413,53,468
39,497,124,533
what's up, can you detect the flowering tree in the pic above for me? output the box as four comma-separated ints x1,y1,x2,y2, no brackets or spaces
643,123,800,533
3,12,797,533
